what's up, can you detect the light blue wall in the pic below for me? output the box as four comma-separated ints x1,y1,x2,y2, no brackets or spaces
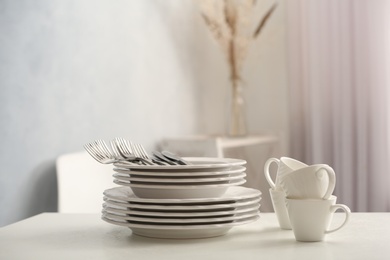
0,0,208,226
0,0,289,226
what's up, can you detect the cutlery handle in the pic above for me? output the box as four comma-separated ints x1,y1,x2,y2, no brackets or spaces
161,151,191,165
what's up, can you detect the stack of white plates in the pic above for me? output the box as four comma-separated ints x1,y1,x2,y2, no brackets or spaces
102,157,262,238
112,157,248,199
102,186,261,239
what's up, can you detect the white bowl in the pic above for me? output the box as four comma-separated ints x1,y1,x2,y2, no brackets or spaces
113,179,246,199
112,172,246,184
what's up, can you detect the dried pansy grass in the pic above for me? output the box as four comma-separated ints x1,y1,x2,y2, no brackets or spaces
198,0,277,85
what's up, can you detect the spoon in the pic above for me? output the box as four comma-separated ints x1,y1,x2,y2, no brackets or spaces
161,151,191,165
152,151,177,165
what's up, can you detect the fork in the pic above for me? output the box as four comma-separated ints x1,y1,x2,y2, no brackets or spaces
130,142,157,165
114,138,155,165
84,139,142,165
110,138,128,160
84,139,120,164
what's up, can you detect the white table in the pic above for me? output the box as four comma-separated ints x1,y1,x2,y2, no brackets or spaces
0,213,388,260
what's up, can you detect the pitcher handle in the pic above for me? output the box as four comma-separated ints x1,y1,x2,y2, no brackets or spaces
325,204,351,234
264,158,280,189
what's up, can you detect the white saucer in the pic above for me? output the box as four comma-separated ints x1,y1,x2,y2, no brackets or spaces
112,172,246,184
101,214,260,239
113,157,246,171
102,210,259,224
103,186,261,204
103,203,260,217
103,197,261,211
113,166,246,177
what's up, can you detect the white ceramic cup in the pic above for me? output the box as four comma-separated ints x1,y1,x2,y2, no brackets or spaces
264,157,308,191
280,164,336,200
269,188,291,230
286,196,351,242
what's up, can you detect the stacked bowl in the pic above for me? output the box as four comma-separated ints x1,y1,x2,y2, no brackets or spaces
101,157,262,239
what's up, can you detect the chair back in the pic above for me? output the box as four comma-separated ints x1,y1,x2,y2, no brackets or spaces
56,151,116,213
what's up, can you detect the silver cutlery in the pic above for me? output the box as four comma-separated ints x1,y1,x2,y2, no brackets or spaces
152,151,176,165
84,139,150,165
161,150,191,165
110,139,126,160
84,140,125,164
114,138,155,165
84,138,190,166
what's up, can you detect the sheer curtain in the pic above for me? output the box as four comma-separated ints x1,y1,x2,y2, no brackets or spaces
286,0,390,211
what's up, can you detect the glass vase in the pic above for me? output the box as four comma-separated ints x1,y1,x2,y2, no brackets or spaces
227,80,247,136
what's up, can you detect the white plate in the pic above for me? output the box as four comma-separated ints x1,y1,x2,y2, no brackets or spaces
102,210,259,224
103,197,261,211
113,157,246,171
102,203,261,217
112,172,246,183
104,186,261,204
114,178,245,186
113,166,246,177
101,215,260,239
113,178,246,189
112,179,246,199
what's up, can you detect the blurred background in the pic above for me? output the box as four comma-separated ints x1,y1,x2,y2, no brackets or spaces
0,0,389,227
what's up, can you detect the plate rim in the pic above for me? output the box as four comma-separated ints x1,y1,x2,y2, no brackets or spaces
113,157,246,170
102,202,261,217
103,186,261,203
102,210,259,224
101,214,260,230
112,178,246,189
103,197,262,210
113,166,246,176
112,172,247,183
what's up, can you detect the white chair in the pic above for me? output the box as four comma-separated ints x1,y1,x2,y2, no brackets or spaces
56,151,117,213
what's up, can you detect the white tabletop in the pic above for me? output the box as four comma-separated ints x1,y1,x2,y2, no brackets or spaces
0,213,389,260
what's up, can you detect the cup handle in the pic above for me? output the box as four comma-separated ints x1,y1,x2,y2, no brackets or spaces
325,204,351,234
264,158,280,189
316,165,336,199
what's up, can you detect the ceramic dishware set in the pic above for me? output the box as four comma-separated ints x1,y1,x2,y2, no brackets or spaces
84,139,263,239
101,157,262,239
264,157,351,242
